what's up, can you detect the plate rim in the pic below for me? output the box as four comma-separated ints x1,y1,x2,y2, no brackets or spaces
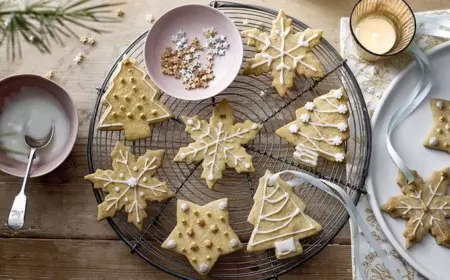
366,40,450,280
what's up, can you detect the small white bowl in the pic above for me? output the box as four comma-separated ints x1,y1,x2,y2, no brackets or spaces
144,4,243,101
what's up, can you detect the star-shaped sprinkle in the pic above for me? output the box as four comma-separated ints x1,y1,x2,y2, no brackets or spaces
98,56,173,140
276,88,349,167
242,10,324,97
79,36,88,44
44,70,54,79
145,14,154,23
116,8,125,17
382,168,450,248
162,198,242,275
174,100,262,189
85,142,175,229
424,98,450,153
87,37,96,46
74,53,84,64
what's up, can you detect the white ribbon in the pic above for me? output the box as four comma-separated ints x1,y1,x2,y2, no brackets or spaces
268,171,402,280
384,14,450,184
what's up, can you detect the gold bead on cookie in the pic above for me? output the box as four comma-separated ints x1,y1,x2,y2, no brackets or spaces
197,219,205,227
186,227,194,236
204,239,213,248
151,109,158,115
210,224,218,233
126,112,133,118
189,241,199,251
140,113,146,119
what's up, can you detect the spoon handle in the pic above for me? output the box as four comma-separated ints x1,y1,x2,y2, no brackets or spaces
8,148,36,230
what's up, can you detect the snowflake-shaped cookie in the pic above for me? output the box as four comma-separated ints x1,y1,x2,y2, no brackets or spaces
85,142,175,229
382,168,450,248
98,56,173,140
424,98,450,154
242,10,324,97
162,198,243,275
174,99,262,189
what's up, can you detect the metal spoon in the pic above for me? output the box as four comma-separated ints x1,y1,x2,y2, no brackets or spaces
8,124,55,230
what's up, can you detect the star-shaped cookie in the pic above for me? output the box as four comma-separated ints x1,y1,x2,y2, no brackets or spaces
275,88,350,167
98,56,173,140
242,10,324,97
174,99,263,189
381,168,450,248
424,98,450,153
85,141,175,229
162,198,243,275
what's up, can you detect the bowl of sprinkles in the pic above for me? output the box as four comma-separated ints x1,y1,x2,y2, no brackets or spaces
144,4,243,100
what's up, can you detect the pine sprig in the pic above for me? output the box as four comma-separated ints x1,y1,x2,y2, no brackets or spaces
0,0,125,60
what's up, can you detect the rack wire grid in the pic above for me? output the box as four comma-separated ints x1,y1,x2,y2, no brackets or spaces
87,1,371,279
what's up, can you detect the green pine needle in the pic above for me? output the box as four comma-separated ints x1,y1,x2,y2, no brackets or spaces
0,0,125,61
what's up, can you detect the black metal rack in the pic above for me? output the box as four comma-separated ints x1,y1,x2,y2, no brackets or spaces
87,2,371,279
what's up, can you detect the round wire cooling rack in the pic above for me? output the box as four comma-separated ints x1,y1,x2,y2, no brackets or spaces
87,1,371,279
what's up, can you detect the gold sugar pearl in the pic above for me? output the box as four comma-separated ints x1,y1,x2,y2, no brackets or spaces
132,85,137,92
189,241,199,251
210,224,218,233
181,248,186,252
224,231,228,236
119,77,125,83
194,210,199,216
151,109,158,115
177,231,182,237
186,227,194,236
445,142,450,148
220,216,225,222
197,219,205,227
446,124,450,131
120,105,125,111
111,112,118,117
206,255,211,261
140,113,146,119
128,69,132,74
217,246,222,252
126,112,133,118
125,95,131,101
438,128,444,134
130,77,135,83
204,239,213,248
136,104,142,110
140,95,146,100
182,218,187,225
191,257,197,262
440,116,446,122
113,94,119,99
206,211,212,217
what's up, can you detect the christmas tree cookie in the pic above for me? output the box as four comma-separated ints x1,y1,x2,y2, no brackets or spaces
382,168,450,248
275,88,350,167
424,98,450,153
162,198,243,275
85,141,175,229
242,9,324,97
247,170,322,259
98,56,173,140
174,99,263,189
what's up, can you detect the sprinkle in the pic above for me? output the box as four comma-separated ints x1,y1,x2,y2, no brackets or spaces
74,53,84,64
87,37,96,46
79,36,88,44
145,14,154,23
242,19,249,25
210,224,218,233
116,8,125,17
45,70,54,79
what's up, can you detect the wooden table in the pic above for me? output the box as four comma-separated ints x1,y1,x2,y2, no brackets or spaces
0,0,446,279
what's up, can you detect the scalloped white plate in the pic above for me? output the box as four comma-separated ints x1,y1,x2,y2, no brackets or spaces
367,41,450,280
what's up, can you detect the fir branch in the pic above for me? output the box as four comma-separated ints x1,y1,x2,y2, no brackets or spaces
0,0,125,60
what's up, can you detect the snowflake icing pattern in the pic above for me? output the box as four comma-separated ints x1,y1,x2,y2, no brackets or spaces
382,169,450,248
174,100,262,189
85,142,175,229
242,10,324,97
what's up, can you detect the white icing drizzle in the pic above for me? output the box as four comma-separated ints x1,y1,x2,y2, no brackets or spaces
182,119,260,181
394,176,450,237
247,18,319,85
248,174,315,247
93,149,167,224
219,201,228,210
274,237,297,256
287,91,348,166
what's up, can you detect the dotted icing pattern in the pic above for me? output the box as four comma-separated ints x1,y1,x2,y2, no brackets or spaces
242,10,324,97
98,56,173,140
382,169,450,248
174,99,263,189
162,198,243,275
424,98,450,153
275,88,350,167
84,141,175,229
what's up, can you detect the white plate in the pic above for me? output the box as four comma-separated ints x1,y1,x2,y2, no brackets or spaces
367,41,450,280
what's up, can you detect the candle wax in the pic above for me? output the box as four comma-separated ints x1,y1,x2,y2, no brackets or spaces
355,16,396,55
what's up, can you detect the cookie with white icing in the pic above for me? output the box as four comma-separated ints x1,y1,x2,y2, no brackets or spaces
381,168,450,248
174,99,263,189
275,88,350,167
84,141,175,229
242,10,324,97
162,198,243,275
98,56,173,140
247,170,322,259
424,98,450,154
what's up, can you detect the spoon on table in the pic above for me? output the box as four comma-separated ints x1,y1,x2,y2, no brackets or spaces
8,124,55,230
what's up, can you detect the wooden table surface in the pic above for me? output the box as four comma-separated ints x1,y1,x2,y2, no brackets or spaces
0,0,447,279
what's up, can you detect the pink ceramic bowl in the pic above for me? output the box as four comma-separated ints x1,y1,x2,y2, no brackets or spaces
0,74,78,177
144,4,243,100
